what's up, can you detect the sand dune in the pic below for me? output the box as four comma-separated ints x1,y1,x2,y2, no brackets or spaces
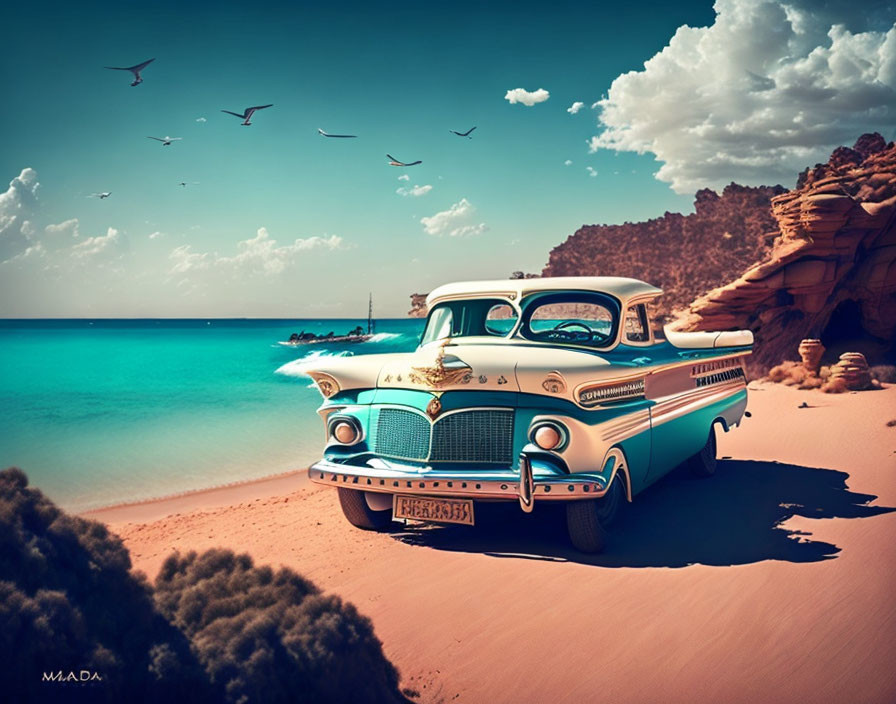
85,382,896,703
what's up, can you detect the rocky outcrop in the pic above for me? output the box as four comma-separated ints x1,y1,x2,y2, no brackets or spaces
673,134,896,372
408,293,427,318
541,183,786,319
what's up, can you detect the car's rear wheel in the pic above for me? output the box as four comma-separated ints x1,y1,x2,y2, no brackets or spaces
337,488,393,530
565,474,625,553
686,425,718,477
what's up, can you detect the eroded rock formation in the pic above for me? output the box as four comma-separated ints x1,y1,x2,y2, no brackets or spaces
542,183,786,319
673,134,896,372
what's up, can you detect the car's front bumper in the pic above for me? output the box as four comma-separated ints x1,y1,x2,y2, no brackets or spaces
309,454,609,512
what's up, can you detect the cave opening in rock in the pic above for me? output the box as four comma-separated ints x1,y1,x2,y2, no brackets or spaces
822,299,864,347
820,299,888,364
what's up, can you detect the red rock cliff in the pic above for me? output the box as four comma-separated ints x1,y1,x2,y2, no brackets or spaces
541,183,786,319
673,134,896,371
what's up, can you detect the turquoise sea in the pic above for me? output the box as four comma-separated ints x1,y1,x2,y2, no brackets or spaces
0,319,424,511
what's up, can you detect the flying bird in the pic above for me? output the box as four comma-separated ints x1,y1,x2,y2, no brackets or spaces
104,58,155,86
387,154,422,167
318,128,357,138
450,126,477,138
147,136,182,146
90,192,111,199
221,105,273,126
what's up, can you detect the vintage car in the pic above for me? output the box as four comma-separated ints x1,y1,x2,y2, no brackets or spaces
305,277,752,552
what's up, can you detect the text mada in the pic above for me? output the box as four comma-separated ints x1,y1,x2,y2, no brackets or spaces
42,671,103,682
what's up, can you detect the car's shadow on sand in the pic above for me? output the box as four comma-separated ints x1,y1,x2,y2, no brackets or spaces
388,460,895,567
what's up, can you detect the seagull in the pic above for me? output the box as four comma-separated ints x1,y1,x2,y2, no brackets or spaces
450,126,477,138
104,58,155,86
318,128,357,138
221,105,273,126
387,154,422,167
90,192,111,199
147,136,182,146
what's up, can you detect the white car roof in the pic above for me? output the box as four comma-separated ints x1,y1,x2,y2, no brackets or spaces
426,276,663,310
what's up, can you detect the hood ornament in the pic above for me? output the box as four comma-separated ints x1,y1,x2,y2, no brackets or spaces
410,338,472,389
426,396,442,419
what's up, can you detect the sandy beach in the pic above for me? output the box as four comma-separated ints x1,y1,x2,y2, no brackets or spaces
85,381,896,703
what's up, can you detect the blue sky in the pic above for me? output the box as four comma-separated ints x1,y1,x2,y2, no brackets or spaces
1,0,893,317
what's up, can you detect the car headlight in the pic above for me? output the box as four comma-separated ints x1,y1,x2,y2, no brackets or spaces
530,422,567,451
328,417,362,445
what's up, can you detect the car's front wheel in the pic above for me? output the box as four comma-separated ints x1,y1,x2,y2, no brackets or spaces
686,425,718,477
337,488,393,530
565,474,625,553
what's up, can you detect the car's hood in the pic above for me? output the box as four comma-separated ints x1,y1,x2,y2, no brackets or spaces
304,339,642,405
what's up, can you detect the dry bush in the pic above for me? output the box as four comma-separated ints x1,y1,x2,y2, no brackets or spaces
766,361,825,389
870,365,896,383
0,467,208,703
821,377,849,393
1,468,407,704
155,549,405,704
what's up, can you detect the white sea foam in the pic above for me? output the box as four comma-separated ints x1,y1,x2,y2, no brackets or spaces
367,332,401,342
274,349,354,378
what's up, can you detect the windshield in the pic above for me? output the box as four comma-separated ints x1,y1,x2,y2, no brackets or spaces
421,299,518,345
520,292,619,348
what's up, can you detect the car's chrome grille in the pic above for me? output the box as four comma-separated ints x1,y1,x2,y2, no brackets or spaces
375,408,431,460
373,407,514,465
431,409,514,464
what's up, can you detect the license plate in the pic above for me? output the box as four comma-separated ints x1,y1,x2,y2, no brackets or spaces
393,494,475,526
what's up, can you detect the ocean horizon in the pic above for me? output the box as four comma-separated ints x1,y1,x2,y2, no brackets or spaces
0,317,425,512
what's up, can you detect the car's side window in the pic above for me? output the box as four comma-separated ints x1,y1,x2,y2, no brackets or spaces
624,304,651,343
484,303,518,336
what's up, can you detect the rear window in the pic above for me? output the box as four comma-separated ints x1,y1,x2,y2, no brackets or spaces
521,292,619,348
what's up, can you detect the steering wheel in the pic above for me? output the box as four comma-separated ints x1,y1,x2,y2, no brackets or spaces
553,321,593,334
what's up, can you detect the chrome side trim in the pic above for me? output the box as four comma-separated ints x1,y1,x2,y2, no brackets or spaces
600,409,651,444
650,381,746,428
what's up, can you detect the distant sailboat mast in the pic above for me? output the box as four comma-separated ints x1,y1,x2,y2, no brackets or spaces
367,293,374,335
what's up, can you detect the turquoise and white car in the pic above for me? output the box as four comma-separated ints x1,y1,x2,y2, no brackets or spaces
305,277,751,552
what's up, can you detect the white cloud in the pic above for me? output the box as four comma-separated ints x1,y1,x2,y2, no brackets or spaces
169,228,344,277
71,227,127,259
590,0,896,193
564,159,573,166
43,218,80,248
567,101,585,114
586,166,598,178
148,231,164,240
196,117,207,123
397,174,410,181
396,184,433,197
45,218,79,237
421,199,488,237
169,244,211,274
0,168,40,262
504,87,550,106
